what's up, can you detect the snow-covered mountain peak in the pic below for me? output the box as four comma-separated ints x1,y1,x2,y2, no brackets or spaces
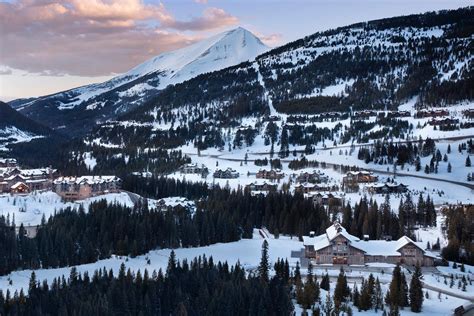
121,26,269,86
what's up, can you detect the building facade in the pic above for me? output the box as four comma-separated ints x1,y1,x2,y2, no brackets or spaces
303,222,435,266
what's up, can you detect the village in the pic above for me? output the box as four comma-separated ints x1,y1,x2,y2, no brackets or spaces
0,157,122,199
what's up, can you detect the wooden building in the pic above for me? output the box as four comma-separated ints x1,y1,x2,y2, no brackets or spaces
303,222,436,266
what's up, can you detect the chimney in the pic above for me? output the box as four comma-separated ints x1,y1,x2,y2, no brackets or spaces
309,231,315,237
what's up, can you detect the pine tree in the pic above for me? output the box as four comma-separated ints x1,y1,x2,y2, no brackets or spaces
466,156,472,167
409,263,424,312
333,267,350,308
399,272,409,307
447,162,452,173
258,240,269,283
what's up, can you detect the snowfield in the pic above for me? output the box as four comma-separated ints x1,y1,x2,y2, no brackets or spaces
0,229,472,315
0,191,139,226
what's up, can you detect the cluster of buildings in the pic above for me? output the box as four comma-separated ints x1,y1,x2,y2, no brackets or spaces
415,109,449,118
0,159,57,194
303,221,436,266
0,157,122,200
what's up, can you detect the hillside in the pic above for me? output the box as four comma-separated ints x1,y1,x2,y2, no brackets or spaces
11,27,268,136
126,7,472,124
0,101,53,151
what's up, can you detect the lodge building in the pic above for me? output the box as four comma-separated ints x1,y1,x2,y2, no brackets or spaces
53,176,122,200
303,222,435,266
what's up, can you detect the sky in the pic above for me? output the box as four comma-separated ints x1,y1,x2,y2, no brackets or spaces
0,0,471,101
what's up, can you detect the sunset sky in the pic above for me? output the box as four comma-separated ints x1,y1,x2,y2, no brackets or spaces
0,0,471,101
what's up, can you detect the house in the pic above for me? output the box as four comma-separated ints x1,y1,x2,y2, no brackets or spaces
415,109,449,118
342,171,378,191
53,176,122,200
303,221,436,266
245,181,278,193
10,182,30,194
428,118,459,126
0,166,56,193
179,163,209,176
463,109,474,119
365,182,408,194
310,192,345,208
213,168,239,179
294,182,337,194
256,169,284,180
295,171,328,184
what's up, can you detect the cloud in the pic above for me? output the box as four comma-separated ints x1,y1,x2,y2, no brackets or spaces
0,0,239,76
0,70,13,75
194,0,208,4
163,7,239,31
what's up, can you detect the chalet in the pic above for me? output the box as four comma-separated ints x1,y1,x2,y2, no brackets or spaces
342,171,378,191
365,182,408,194
303,222,436,266
353,110,377,119
388,111,411,118
53,176,122,200
179,163,209,176
0,166,56,193
294,182,337,194
415,109,449,118
213,168,239,179
295,171,328,184
463,109,474,119
428,118,459,126
245,181,278,193
10,182,30,194
256,169,284,180
310,192,345,208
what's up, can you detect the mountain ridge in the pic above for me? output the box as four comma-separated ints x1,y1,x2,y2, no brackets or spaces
11,27,269,136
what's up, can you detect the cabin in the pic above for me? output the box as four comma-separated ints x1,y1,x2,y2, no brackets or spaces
294,182,336,194
10,182,30,194
463,109,474,119
295,171,328,184
213,168,239,179
179,163,209,176
303,222,436,266
415,109,449,118
245,181,278,193
365,182,408,194
343,171,378,192
311,192,345,209
256,169,284,180
53,176,122,200
0,166,56,193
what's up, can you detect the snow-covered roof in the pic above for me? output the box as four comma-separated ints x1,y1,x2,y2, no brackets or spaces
325,222,359,243
53,176,121,185
305,222,431,257
11,181,28,189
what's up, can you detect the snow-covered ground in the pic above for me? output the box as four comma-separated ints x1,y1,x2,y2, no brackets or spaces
0,191,141,226
1,229,471,315
0,126,43,151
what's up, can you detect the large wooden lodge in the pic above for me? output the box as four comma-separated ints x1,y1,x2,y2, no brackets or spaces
303,222,436,266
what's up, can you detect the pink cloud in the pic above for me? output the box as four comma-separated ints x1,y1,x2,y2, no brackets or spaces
0,0,239,76
163,7,239,31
